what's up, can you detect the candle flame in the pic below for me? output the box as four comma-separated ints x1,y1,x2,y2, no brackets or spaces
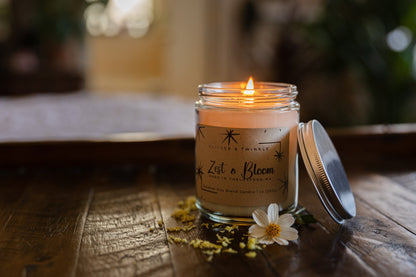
243,77,255,95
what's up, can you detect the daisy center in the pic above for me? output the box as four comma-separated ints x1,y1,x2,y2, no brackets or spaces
265,223,281,238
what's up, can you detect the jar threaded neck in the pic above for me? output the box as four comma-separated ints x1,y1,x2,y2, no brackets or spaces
198,82,298,109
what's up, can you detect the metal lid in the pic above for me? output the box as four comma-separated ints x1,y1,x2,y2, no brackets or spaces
298,120,356,224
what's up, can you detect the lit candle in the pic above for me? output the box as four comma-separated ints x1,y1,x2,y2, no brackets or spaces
195,78,300,224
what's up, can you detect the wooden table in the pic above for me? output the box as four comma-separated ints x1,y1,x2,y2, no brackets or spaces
0,125,415,277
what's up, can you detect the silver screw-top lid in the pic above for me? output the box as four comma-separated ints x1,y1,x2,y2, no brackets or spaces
298,120,356,224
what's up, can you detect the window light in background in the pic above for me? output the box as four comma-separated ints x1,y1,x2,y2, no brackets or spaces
84,0,153,38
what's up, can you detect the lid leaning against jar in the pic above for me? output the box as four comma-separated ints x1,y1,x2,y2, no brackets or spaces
297,120,356,224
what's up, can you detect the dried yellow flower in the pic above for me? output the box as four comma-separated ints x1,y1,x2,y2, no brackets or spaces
216,234,233,244
202,248,221,256
171,208,195,222
171,196,197,223
166,226,181,232
189,239,222,250
168,235,188,244
161,196,276,262
183,223,196,231
223,248,238,254
225,225,239,233
245,251,257,258
247,237,258,250
177,200,184,207
166,223,196,232
185,196,197,211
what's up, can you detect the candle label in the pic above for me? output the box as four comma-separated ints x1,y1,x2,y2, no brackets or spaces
196,124,290,207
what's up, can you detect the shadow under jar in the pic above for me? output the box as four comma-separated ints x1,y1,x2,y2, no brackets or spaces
195,82,300,224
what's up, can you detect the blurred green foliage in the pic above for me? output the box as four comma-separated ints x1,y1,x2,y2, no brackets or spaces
307,0,416,124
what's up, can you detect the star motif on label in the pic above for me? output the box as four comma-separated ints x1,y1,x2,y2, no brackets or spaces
274,150,284,161
197,126,205,139
222,129,240,146
278,173,289,195
196,165,204,184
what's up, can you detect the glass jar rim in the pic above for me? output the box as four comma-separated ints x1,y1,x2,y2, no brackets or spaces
199,82,297,96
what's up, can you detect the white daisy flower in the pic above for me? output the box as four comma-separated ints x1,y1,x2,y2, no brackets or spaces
249,203,298,245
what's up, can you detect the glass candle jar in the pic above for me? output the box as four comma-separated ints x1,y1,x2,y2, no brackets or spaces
195,81,300,224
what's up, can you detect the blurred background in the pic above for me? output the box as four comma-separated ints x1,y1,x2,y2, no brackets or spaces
1,0,416,136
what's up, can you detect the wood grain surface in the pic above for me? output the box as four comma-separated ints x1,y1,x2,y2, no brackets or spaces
0,127,415,276
0,169,93,276
76,167,172,276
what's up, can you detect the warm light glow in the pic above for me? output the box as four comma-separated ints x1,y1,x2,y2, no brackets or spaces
243,77,255,95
